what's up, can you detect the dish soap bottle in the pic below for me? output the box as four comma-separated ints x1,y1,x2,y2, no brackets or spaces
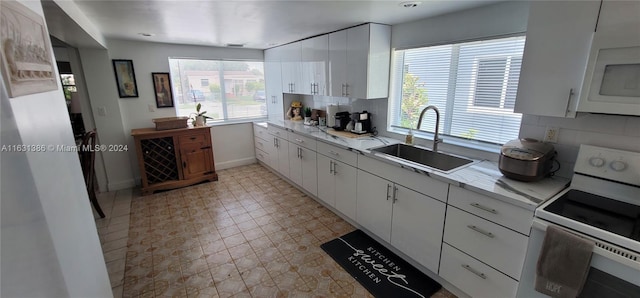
405,128,414,145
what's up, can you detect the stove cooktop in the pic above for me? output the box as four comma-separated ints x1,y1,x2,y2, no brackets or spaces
543,189,640,242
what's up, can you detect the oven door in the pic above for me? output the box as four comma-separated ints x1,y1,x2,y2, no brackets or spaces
517,218,640,297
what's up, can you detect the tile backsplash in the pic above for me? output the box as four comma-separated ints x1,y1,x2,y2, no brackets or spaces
519,113,640,178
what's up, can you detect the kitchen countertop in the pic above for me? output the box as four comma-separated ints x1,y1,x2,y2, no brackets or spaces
258,120,570,211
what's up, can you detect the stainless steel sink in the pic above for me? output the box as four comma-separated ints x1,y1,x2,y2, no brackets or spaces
370,143,474,172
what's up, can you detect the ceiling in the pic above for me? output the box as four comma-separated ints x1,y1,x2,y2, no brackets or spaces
49,0,502,49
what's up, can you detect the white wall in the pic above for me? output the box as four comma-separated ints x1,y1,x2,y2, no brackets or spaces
0,1,111,297
519,114,640,178
80,39,263,181
53,46,109,192
78,48,136,190
391,1,529,49
210,123,257,170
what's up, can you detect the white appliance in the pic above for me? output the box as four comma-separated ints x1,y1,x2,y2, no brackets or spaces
576,0,640,116
577,46,640,116
518,145,640,297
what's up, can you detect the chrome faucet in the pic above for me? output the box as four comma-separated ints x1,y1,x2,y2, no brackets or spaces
416,105,443,152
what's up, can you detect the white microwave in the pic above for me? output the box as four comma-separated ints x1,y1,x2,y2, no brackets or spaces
577,46,640,116
576,0,640,116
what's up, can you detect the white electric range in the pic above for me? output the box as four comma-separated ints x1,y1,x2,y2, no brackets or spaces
518,144,640,297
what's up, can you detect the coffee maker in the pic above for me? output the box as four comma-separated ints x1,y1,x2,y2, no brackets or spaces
351,111,371,134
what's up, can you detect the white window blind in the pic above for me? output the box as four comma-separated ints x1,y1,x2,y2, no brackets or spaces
389,36,525,145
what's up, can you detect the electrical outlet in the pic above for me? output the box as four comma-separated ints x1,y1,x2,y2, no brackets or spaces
97,107,107,116
544,127,559,143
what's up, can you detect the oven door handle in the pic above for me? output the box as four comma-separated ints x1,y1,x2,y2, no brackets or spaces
532,219,640,271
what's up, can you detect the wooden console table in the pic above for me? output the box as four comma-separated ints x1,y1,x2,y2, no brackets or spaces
131,126,218,195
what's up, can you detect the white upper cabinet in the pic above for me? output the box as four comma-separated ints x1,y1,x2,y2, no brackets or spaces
329,23,391,99
264,48,284,121
301,35,329,96
280,42,302,94
514,1,601,117
329,30,348,97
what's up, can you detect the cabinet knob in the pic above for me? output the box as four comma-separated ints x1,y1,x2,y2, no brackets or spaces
168,146,172,150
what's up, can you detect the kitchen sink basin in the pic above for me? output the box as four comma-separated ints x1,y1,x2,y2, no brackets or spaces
370,143,474,172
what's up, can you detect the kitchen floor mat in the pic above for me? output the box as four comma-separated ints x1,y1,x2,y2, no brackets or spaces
321,229,442,298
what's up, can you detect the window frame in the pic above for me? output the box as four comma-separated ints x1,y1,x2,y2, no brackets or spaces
169,58,267,125
387,34,526,150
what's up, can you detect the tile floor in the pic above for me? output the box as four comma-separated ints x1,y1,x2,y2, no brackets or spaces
95,163,456,298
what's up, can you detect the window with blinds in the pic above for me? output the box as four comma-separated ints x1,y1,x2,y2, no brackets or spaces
389,35,526,145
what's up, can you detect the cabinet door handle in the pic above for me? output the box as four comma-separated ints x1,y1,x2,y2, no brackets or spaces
470,203,497,214
329,150,339,156
467,225,495,238
386,184,391,201
333,161,337,175
392,186,398,203
344,84,349,96
295,138,303,143
462,264,487,279
183,161,187,168
329,160,333,174
190,137,196,140
565,88,575,115
273,138,277,148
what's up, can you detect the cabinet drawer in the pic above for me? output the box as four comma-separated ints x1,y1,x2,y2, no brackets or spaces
253,124,269,141
254,137,269,152
357,154,448,203
440,243,518,298
179,133,208,147
448,186,533,235
317,141,357,166
267,125,287,138
444,207,528,280
287,132,316,151
255,148,269,164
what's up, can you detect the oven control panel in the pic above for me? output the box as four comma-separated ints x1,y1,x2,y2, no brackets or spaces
574,145,640,186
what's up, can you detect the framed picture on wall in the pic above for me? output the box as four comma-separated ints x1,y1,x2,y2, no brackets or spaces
152,72,174,108
0,0,58,98
112,59,138,98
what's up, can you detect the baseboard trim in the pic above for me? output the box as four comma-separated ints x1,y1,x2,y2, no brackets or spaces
108,179,136,191
215,157,257,170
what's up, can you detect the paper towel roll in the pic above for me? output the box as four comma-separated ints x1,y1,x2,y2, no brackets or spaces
326,104,339,127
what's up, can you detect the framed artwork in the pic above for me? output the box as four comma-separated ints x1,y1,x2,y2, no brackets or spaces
112,59,138,98
0,0,58,98
152,72,174,108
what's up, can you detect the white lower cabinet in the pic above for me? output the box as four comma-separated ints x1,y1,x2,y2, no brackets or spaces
355,170,393,242
267,126,290,178
317,152,357,220
391,184,445,274
440,243,519,298
442,185,534,297
443,207,528,280
288,142,318,196
356,169,445,273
